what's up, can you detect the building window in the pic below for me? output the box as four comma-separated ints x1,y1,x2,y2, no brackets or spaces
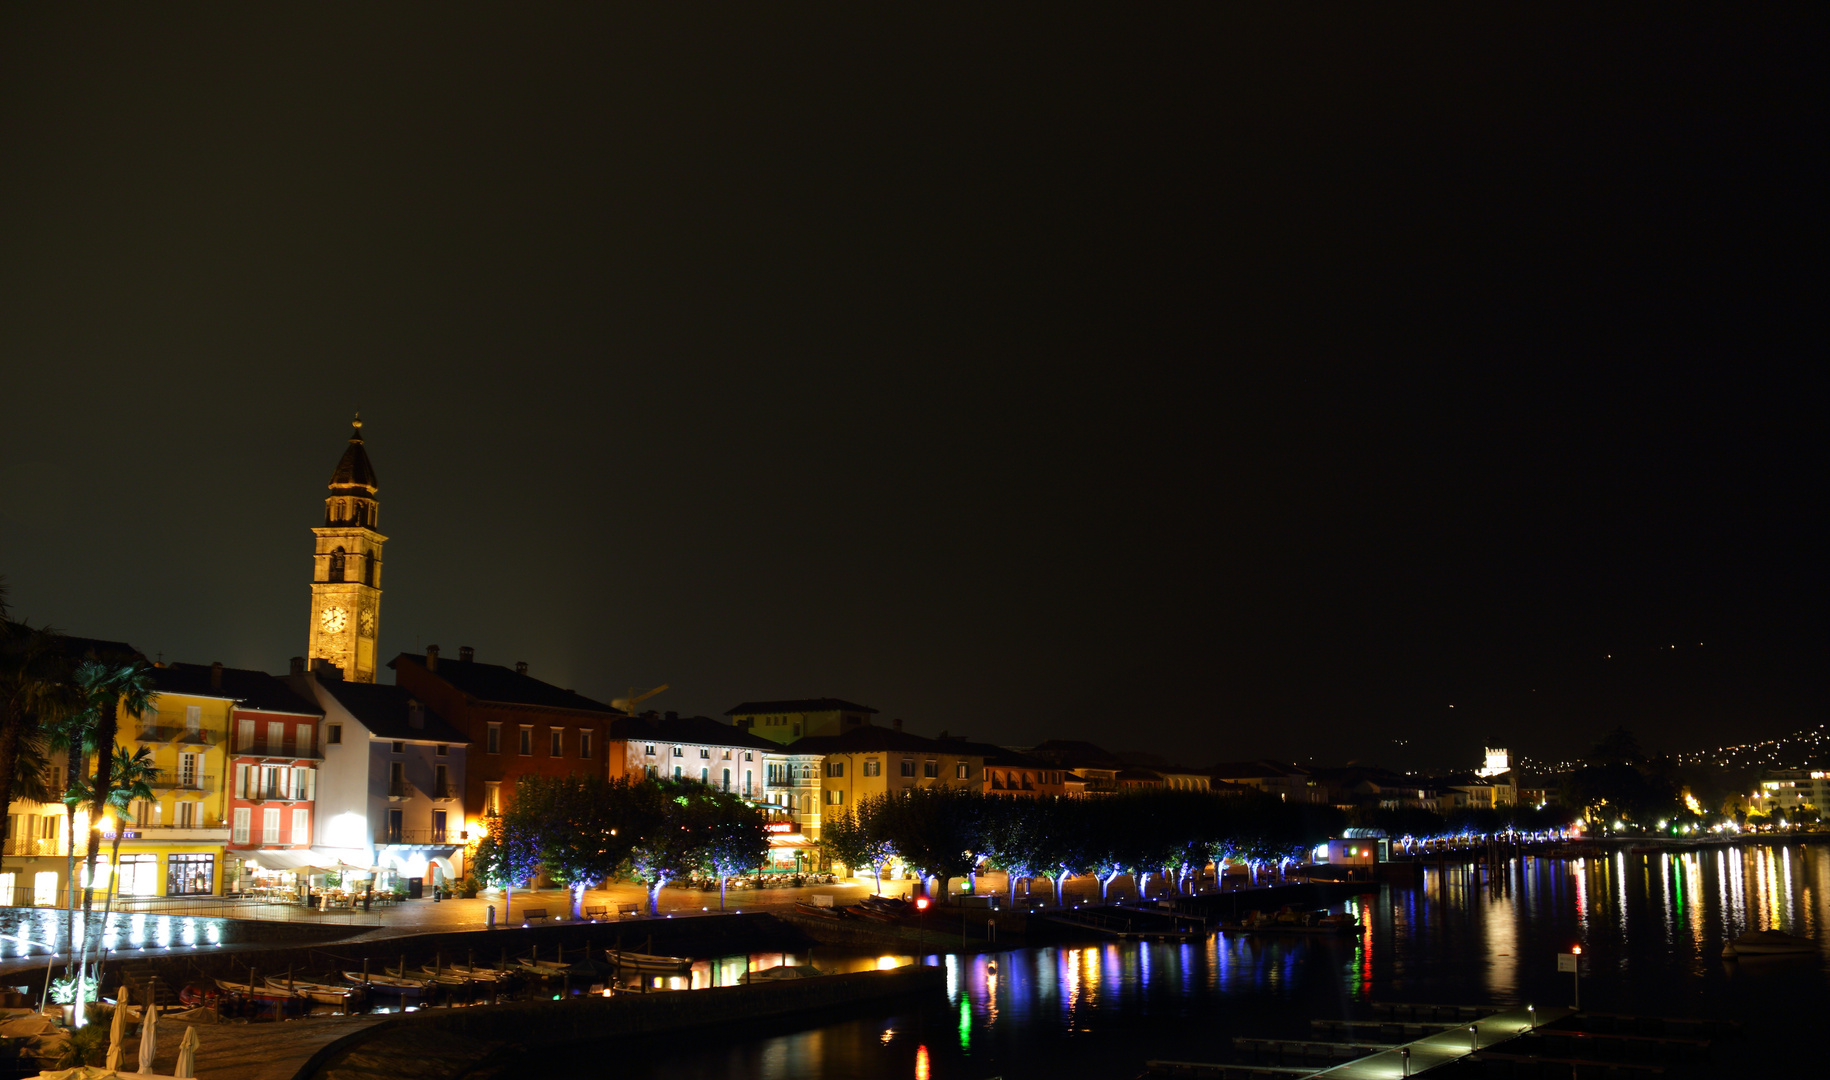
231,807,250,845
391,741,404,753
644,744,656,757
291,808,310,844
268,720,286,750
487,724,502,754
484,781,501,816
863,759,881,777
722,768,731,790
646,765,659,778
673,765,682,779
579,731,593,759
328,547,346,582
924,760,938,779
185,706,202,736
900,760,915,777
826,761,844,777
743,751,752,761
744,770,753,795
673,746,683,757
699,748,710,758
519,727,533,756
431,809,447,844
700,767,709,784
434,763,450,798
826,789,845,805
117,854,158,897
328,724,342,745
168,854,214,896
550,730,563,757
956,762,970,779
435,743,448,757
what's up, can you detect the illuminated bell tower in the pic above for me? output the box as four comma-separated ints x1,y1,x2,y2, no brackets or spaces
307,415,386,682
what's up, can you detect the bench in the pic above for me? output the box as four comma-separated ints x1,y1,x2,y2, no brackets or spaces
616,902,642,918
520,907,549,922
583,905,608,920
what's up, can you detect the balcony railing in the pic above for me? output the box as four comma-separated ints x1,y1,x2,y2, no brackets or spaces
375,827,455,845
150,771,216,792
5,838,64,857
428,783,460,801
387,780,417,801
765,777,794,788
234,741,324,761
243,785,299,804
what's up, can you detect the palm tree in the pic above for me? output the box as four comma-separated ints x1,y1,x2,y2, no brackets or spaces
44,693,100,962
73,658,157,916
85,745,157,984
0,581,77,887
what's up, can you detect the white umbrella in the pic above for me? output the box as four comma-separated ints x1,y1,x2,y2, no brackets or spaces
174,1024,200,1079
138,997,159,1073
105,984,130,1071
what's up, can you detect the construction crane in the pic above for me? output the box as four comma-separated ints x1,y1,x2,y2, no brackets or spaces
612,684,670,714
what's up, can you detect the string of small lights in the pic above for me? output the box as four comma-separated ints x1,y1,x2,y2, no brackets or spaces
1518,724,1827,775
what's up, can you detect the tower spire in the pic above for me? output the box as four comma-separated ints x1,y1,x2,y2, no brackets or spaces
308,415,386,682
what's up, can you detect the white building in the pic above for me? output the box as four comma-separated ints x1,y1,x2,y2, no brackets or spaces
287,669,470,891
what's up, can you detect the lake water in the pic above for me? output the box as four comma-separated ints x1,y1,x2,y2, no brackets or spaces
604,842,1829,1078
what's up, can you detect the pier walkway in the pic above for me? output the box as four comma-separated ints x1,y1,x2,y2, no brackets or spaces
1311,1005,1574,1077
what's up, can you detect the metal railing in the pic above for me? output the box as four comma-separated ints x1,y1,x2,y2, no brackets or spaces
428,783,460,801
374,827,451,845
232,740,325,761
387,780,418,800
150,771,217,791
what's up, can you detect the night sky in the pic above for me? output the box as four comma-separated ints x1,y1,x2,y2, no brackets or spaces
3,9,1821,770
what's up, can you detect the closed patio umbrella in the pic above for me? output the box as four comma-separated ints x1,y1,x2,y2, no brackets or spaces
138,998,159,1073
174,1024,200,1078
105,984,129,1071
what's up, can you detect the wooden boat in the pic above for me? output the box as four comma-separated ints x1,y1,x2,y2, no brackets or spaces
1221,909,1358,934
343,971,429,998
510,958,573,976
214,977,305,1003
794,900,846,919
607,949,692,974
1723,929,1816,958
390,965,469,986
264,976,360,1005
423,963,513,982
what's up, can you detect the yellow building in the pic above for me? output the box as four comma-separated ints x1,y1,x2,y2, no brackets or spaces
793,724,986,816
726,698,877,745
107,663,237,897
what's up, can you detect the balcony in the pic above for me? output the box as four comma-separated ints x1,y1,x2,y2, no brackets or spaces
387,780,418,802
765,777,795,788
150,771,217,792
243,785,299,805
121,824,231,843
233,741,324,762
5,838,63,858
428,783,460,802
375,827,456,846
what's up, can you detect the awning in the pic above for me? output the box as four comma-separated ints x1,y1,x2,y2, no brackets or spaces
243,850,333,873
768,834,818,848
311,848,380,873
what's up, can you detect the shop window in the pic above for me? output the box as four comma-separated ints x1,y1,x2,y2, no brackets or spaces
167,854,215,896
34,871,59,907
118,854,159,897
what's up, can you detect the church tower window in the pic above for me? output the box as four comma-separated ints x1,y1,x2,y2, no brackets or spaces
328,547,346,582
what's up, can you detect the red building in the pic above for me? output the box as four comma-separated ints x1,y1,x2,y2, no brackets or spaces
390,646,621,818
215,667,324,889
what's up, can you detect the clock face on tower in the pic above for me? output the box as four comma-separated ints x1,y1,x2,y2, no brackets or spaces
359,608,375,636
321,606,348,634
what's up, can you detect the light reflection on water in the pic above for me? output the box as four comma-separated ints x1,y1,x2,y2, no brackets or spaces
599,842,1830,1079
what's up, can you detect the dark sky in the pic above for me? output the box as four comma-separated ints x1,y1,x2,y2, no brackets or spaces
2,8,1821,771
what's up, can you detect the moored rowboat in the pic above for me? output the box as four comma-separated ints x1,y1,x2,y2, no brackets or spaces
608,949,692,973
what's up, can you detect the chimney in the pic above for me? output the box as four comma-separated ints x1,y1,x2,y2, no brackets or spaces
893,718,903,732
459,646,475,664
426,645,440,672
408,699,425,729
209,662,224,690
515,661,528,676
289,656,306,676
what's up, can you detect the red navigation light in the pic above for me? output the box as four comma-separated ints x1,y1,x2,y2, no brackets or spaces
914,895,931,911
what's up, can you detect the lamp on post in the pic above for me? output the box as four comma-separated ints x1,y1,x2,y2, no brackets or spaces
1468,1024,1478,1052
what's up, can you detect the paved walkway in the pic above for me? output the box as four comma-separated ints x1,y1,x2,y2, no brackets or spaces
1311,1006,1574,1077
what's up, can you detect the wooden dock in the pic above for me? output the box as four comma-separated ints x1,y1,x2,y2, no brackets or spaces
1307,1006,1574,1078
